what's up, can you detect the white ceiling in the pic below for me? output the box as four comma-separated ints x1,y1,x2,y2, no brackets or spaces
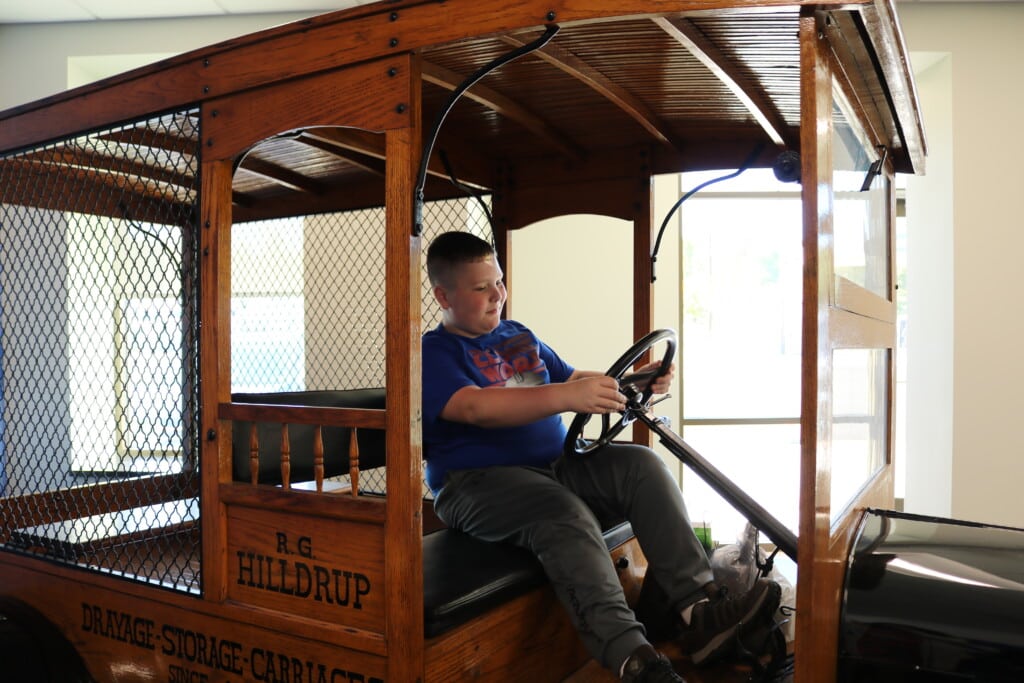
0,0,1018,24
0,0,363,24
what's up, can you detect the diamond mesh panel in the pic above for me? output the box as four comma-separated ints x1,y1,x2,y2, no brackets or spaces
229,194,491,495
0,110,201,593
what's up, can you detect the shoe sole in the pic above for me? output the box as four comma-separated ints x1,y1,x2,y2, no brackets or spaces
690,580,782,666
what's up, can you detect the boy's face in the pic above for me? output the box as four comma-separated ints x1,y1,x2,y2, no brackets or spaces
434,255,506,338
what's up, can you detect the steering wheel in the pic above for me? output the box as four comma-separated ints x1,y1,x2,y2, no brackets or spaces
563,328,676,456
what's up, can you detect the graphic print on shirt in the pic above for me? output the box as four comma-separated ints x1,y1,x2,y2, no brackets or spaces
469,332,545,387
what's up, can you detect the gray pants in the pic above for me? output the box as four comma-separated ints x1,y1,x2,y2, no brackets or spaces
433,444,714,671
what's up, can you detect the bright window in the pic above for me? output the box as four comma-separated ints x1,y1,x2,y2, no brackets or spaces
677,168,803,544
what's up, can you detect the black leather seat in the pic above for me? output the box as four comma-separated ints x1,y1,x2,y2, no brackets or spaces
423,521,634,638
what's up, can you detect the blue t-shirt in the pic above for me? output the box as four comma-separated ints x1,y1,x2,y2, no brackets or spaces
421,320,575,493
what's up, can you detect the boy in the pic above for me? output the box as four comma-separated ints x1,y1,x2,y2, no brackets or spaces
422,231,780,682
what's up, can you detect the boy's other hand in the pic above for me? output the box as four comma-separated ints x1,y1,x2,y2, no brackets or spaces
643,361,675,395
619,361,675,395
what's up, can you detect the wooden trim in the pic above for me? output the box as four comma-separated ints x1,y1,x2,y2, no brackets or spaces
219,484,387,524
854,0,927,174
204,58,413,162
0,474,197,541
383,53,425,679
219,403,387,430
200,156,234,603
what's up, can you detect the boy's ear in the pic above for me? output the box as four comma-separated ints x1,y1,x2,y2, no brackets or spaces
433,284,451,309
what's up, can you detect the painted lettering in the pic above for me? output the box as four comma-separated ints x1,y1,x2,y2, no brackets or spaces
168,664,209,683
275,532,314,557
235,551,370,608
160,625,244,675
81,602,156,650
250,648,384,683
80,600,385,683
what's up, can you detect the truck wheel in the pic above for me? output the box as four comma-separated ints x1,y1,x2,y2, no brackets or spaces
0,600,94,682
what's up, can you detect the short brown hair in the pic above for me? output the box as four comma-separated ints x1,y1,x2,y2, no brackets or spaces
426,231,496,286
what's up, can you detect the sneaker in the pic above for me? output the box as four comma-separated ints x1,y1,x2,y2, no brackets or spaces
620,644,686,683
679,578,781,665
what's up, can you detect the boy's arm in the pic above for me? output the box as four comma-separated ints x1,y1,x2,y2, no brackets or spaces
441,374,625,428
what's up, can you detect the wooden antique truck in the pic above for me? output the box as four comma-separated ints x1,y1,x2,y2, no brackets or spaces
6,0,995,681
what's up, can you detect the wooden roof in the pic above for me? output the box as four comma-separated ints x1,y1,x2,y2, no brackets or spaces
0,0,924,224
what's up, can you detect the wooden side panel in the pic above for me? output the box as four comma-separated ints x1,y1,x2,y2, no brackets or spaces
3,556,387,683
424,538,645,682
425,586,587,682
225,506,386,632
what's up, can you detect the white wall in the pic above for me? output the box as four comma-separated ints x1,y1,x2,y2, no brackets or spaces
899,2,1024,528
903,53,954,519
0,13,312,112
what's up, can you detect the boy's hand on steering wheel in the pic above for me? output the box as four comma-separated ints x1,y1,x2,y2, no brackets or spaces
621,361,675,395
565,375,626,414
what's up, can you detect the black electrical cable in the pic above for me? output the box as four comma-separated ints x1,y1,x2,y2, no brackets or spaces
413,24,560,236
438,149,494,234
650,141,766,282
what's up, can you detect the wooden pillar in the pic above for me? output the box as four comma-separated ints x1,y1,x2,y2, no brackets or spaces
632,152,656,445
795,10,840,683
384,61,425,682
198,154,234,602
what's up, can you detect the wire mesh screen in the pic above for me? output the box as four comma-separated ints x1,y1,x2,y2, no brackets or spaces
0,110,202,593
229,195,491,495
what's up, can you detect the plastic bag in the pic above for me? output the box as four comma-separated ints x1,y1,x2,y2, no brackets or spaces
709,522,796,644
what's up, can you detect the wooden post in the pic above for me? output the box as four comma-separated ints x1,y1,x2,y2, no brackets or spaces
198,155,234,602
795,10,839,682
632,150,655,445
384,53,425,683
